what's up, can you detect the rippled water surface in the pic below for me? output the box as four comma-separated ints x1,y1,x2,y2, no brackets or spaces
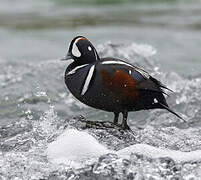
0,0,201,179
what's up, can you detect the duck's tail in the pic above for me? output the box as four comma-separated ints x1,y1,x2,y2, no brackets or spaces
158,102,185,122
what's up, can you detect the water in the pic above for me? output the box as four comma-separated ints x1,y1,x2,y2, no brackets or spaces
0,0,201,179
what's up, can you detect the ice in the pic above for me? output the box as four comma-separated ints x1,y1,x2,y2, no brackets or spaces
47,129,112,164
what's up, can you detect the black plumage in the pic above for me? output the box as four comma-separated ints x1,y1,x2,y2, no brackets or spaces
62,36,183,129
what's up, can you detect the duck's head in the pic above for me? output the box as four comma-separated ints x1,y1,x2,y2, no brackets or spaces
61,36,99,64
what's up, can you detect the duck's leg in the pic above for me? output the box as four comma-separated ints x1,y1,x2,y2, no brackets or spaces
122,110,130,130
113,112,119,124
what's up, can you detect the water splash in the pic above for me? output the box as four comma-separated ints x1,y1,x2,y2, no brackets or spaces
0,41,201,179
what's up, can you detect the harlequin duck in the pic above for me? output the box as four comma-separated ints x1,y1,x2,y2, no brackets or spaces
61,36,183,129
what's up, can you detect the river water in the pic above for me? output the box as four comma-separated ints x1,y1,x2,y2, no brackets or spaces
0,0,201,179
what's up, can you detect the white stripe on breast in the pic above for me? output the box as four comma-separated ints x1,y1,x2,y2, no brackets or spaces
81,65,95,95
101,60,149,78
67,64,89,75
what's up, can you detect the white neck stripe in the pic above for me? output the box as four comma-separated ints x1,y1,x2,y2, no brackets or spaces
67,64,89,75
81,65,95,95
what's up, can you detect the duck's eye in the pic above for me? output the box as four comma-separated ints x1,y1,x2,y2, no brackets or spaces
88,46,92,51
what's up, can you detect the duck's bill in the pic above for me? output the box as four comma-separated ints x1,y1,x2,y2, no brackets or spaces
60,54,72,61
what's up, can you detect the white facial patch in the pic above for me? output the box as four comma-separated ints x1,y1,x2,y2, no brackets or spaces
88,46,92,51
72,38,82,57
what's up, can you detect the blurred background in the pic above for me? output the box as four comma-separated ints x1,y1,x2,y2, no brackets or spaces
1,2,201,178
1,0,201,126
0,0,201,75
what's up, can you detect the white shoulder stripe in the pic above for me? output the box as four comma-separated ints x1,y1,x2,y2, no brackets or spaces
81,65,95,95
101,60,149,78
101,61,133,68
67,64,89,75
135,68,150,78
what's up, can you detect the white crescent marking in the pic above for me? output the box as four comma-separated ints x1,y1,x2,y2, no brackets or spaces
81,65,95,95
72,38,82,57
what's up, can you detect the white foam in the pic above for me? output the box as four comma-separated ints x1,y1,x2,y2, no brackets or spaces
131,43,157,58
97,42,156,59
47,129,112,164
47,129,201,165
117,144,201,163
